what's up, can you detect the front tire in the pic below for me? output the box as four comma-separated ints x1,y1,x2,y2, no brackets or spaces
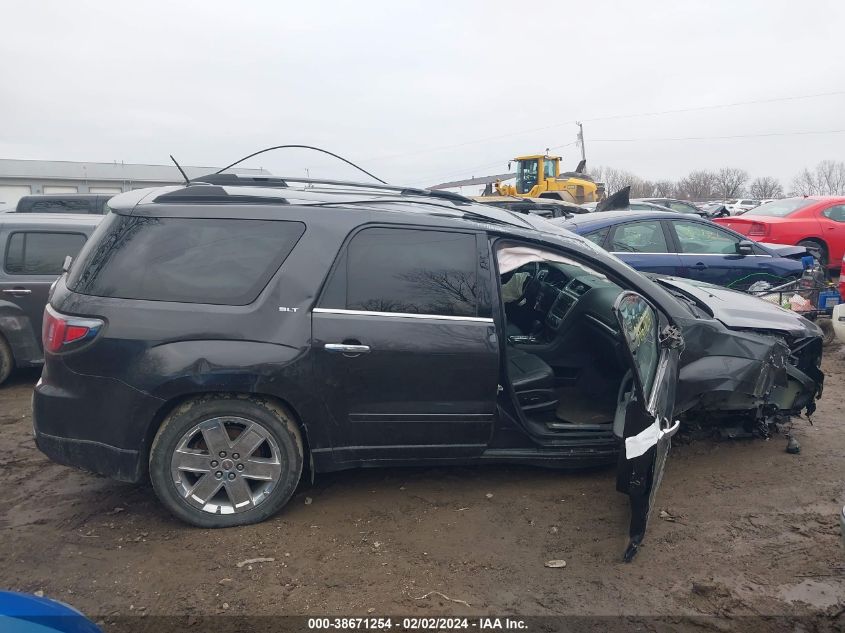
149,395,304,528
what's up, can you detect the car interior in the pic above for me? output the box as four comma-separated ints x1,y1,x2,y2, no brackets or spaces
496,244,632,437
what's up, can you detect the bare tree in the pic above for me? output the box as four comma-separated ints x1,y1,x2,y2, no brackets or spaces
590,166,642,196
748,176,783,199
653,180,675,197
714,167,749,199
676,170,718,200
790,160,845,196
633,180,658,198
790,168,818,196
815,160,845,195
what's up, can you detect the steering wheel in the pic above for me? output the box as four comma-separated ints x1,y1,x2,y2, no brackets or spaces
516,261,541,304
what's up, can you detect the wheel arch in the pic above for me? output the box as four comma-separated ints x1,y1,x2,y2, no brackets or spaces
797,235,828,249
0,306,41,367
796,236,829,265
142,390,313,479
0,330,14,384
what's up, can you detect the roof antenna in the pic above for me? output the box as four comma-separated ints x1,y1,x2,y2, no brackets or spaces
215,145,387,184
169,154,190,184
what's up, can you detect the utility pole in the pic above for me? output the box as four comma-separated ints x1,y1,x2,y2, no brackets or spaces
576,122,586,162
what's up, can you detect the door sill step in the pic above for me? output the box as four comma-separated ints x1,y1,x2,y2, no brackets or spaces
545,421,613,432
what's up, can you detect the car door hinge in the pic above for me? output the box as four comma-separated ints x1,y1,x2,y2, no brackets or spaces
659,325,684,350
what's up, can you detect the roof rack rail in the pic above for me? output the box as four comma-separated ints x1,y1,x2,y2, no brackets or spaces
191,173,289,188
153,185,288,205
191,173,472,204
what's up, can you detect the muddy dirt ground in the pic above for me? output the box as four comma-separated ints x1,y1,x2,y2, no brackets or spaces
1,353,844,631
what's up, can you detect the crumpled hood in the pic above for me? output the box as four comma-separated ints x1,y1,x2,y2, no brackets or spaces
654,276,822,337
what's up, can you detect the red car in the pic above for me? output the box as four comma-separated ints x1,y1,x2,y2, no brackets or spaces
715,196,845,270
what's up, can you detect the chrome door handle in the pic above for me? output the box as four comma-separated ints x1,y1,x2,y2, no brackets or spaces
325,343,371,354
658,419,681,440
2,288,32,296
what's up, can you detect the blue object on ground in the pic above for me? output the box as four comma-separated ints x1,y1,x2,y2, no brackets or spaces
0,591,102,633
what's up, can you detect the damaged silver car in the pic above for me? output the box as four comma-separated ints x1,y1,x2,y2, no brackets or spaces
509,214,824,440
650,275,823,435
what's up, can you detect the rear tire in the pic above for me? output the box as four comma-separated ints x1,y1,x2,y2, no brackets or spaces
797,239,828,268
149,395,304,528
0,335,13,386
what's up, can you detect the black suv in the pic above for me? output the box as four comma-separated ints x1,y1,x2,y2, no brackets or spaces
33,175,823,560
16,194,113,215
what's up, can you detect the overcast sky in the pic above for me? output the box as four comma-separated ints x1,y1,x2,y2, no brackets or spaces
1,0,843,189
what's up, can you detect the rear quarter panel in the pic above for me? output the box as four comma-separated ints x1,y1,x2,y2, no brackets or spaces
44,208,355,455
718,209,823,248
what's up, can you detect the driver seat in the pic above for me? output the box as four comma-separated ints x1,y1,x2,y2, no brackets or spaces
507,347,558,414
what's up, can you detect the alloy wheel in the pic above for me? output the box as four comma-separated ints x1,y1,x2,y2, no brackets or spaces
170,416,283,515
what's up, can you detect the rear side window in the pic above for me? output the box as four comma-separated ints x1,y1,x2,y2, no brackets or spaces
4,231,87,275
822,205,845,222
23,199,94,213
667,201,699,214
321,227,479,317
584,226,609,246
67,215,305,305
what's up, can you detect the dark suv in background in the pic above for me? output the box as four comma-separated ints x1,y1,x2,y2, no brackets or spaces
16,194,113,215
0,214,101,383
32,175,823,560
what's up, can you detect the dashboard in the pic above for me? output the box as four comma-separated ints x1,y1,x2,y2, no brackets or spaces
513,262,622,339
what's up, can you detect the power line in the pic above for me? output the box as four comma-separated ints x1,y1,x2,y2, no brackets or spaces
362,89,845,164
580,90,845,124
590,128,845,143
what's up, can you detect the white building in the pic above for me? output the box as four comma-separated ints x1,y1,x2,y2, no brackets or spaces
0,159,271,210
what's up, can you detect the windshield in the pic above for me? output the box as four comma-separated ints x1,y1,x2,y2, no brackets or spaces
746,199,812,218
515,159,538,194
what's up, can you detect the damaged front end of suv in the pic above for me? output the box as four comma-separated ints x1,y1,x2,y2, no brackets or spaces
652,276,824,437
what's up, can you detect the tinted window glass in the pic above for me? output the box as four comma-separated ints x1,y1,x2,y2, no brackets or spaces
322,228,478,317
4,233,24,269
610,221,668,253
674,220,739,254
31,199,93,213
516,160,538,194
4,232,87,275
67,215,305,305
667,201,699,214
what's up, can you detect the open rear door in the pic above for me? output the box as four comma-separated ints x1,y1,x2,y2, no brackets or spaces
612,292,684,562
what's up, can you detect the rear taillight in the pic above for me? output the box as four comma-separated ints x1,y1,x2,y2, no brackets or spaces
748,222,768,238
42,305,103,353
